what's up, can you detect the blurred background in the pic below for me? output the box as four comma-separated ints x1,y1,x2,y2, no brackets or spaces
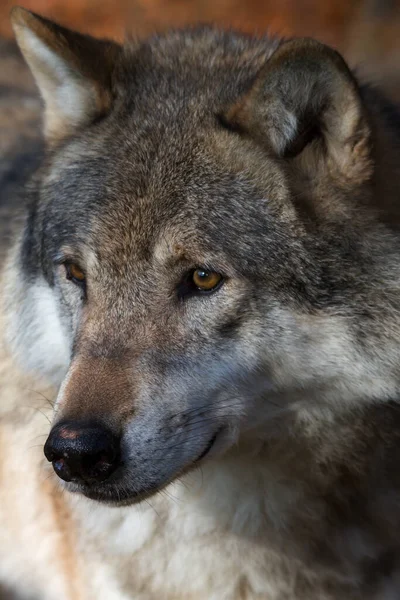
0,0,399,99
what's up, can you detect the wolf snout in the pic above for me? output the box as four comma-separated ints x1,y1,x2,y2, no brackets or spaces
44,421,120,485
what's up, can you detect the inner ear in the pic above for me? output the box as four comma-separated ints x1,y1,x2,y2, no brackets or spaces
282,115,321,158
11,7,121,144
226,38,372,183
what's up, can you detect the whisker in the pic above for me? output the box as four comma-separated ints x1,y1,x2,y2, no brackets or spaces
20,405,52,425
144,498,161,519
167,394,283,423
158,487,181,506
152,433,218,455
168,398,243,420
26,388,56,409
30,433,49,440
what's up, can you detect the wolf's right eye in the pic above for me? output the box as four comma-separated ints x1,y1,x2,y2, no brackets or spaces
64,263,86,286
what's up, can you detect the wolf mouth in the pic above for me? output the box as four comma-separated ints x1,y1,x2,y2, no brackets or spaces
194,429,220,462
73,430,221,506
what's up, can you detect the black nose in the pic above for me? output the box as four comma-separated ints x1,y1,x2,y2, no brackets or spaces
44,421,120,484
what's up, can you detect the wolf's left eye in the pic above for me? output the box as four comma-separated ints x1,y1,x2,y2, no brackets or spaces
178,268,224,300
64,263,86,286
192,269,222,291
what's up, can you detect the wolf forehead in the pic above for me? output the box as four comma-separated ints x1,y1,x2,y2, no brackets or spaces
41,137,289,288
43,130,284,242
38,28,290,270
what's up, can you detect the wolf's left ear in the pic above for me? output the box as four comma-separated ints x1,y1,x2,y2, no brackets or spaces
227,38,372,184
11,7,121,144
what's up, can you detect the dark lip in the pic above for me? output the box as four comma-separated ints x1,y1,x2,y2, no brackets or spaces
81,486,151,506
73,430,221,506
194,429,220,463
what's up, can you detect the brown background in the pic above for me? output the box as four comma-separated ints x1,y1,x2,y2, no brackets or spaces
1,0,399,98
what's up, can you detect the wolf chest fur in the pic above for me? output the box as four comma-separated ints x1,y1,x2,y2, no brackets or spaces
1,6,400,599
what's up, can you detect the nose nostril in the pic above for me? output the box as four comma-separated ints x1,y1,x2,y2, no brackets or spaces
44,421,120,485
53,457,73,482
44,446,56,462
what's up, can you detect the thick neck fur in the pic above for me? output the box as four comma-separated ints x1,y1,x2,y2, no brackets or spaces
67,404,400,599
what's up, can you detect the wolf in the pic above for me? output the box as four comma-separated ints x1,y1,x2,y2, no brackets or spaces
1,5,400,599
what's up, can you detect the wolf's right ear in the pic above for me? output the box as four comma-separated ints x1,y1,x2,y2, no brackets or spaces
11,7,121,144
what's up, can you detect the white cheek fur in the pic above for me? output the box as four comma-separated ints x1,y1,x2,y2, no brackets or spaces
5,273,71,387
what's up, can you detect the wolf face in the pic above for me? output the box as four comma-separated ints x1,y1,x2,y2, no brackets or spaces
8,8,400,505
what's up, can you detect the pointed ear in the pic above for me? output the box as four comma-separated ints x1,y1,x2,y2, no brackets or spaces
227,38,372,184
11,7,121,144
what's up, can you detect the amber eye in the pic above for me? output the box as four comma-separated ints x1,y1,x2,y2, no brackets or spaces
65,263,86,285
192,269,223,292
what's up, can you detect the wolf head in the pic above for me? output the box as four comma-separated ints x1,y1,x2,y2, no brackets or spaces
7,7,400,504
